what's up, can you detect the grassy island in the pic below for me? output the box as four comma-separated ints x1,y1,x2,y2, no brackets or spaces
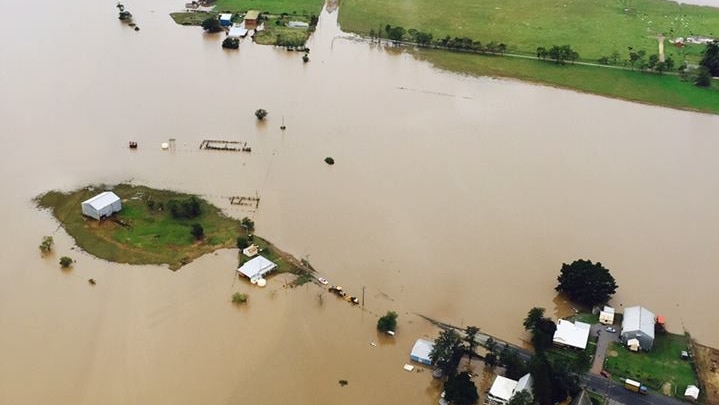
37,184,308,273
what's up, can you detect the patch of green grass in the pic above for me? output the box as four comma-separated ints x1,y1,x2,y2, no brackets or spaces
339,0,719,63
214,0,323,16
605,333,697,398
575,312,600,325
254,16,310,46
37,184,305,273
587,390,606,405
414,49,719,114
170,11,217,26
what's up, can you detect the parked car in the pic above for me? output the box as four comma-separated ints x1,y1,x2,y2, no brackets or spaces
606,327,617,333
318,277,329,285
600,369,612,378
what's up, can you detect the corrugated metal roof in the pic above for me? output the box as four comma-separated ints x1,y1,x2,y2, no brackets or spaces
237,255,276,278
622,306,655,338
410,339,434,362
82,192,120,210
244,10,260,20
553,319,591,350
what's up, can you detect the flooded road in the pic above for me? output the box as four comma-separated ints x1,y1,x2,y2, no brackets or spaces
1,0,719,403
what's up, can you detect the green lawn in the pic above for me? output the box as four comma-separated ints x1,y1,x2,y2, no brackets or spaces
37,184,305,273
254,15,311,46
338,0,719,63
415,49,719,114
214,0,324,16
605,333,697,398
170,11,217,25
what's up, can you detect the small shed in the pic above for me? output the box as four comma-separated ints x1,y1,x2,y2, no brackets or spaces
244,10,260,30
627,338,641,352
599,306,615,325
237,255,276,284
81,191,122,220
685,385,700,401
219,13,233,26
228,24,248,38
409,338,434,365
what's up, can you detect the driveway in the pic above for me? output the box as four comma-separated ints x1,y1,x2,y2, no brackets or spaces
590,323,621,375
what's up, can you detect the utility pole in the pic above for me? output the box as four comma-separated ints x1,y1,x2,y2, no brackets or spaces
362,286,365,307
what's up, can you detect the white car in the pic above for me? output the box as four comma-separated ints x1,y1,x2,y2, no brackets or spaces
318,277,329,285
606,327,617,333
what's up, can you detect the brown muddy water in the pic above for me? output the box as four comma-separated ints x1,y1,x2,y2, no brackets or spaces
1,0,719,403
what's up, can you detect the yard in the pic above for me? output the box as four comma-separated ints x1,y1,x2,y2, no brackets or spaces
604,333,697,398
214,0,324,16
338,0,719,63
37,184,306,273
170,11,217,25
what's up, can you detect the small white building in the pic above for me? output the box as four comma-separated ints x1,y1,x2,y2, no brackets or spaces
237,255,276,284
219,13,233,26
81,191,122,220
685,385,700,401
599,306,615,325
409,338,434,366
553,319,591,350
487,373,533,405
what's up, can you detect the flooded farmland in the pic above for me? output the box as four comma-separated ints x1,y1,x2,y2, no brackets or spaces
1,0,719,403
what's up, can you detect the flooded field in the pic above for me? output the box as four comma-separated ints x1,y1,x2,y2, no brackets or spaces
1,0,719,403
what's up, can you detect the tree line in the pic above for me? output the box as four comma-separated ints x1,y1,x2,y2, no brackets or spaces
369,25,508,55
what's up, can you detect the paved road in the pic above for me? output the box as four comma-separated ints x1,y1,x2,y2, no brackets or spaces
590,324,621,374
583,374,687,405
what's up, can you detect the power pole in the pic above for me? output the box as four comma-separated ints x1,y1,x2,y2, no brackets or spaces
362,286,365,307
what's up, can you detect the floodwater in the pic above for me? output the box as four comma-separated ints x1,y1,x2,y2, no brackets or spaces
1,0,719,403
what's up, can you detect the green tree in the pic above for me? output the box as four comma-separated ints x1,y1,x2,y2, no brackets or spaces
523,307,545,331
695,66,713,87
484,352,498,368
499,347,528,380
191,223,204,240
377,311,398,332
237,236,249,249
532,318,557,351
201,17,223,33
430,329,462,376
648,54,659,70
700,40,719,76
610,51,621,64
530,353,553,405
387,26,405,42
222,37,239,49
507,390,533,405
464,326,480,364
241,217,255,232
444,372,479,405
536,47,547,59
555,259,617,307
39,236,54,253
254,109,268,120
59,256,73,268
231,292,248,304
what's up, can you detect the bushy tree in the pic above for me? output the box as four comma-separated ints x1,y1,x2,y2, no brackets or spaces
556,259,617,307
201,17,223,33
700,40,719,76
254,109,268,120
523,307,556,351
430,329,462,376
191,223,204,240
39,236,54,253
241,217,255,232
499,347,528,380
444,372,479,405
167,196,202,219
237,236,249,249
377,311,398,332
508,390,533,405
695,66,713,88
222,37,239,49
59,256,73,268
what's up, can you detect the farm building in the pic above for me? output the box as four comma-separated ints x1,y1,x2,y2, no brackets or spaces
409,338,434,366
219,13,233,26
237,255,276,284
81,191,122,220
243,10,260,30
553,319,591,350
487,373,533,405
621,306,656,351
599,306,615,325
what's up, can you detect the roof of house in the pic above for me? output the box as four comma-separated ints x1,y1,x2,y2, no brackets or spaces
515,373,533,393
219,13,233,20
622,306,656,339
553,319,591,350
82,191,121,210
228,25,248,37
489,376,518,401
237,255,276,278
410,339,434,361
244,10,260,20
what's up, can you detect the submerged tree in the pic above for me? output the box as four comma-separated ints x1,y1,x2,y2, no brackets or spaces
430,329,462,376
377,311,398,333
556,259,617,307
59,256,73,268
39,236,54,253
254,108,269,120
201,17,223,33
443,372,479,405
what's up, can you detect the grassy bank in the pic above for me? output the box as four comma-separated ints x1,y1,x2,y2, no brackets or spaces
215,0,323,16
605,333,697,398
170,11,217,25
37,184,306,273
255,15,311,46
415,49,719,114
338,0,719,63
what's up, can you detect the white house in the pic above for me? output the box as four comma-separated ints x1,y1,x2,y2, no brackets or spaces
599,306,615,325
621,306,656,351
409,338,434,366
81,191,122,220
487,373,533,405
237,255,276,284
553,319,591,350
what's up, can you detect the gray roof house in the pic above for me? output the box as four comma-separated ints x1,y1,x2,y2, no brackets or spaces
81,191,122,220
621,306,656,351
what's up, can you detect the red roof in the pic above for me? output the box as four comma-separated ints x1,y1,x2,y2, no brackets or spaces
656,315,666,324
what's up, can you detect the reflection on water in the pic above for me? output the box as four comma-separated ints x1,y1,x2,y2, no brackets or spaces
1,0,719,403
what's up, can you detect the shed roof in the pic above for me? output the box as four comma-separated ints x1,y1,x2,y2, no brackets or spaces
237,255,276,279
622,306,655,339
219,13,233,20
82,191,121,210
410,339,434,361
489,376,518,401
685,385,700,400
244,10,260,20
553,319,591,350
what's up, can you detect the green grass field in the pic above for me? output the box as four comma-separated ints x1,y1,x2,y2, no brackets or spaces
37,184,304,272
170,11,217,25
416,49,719,114
214,0,324,16
605,333,697,398
338,0,719,63
254,16,311,46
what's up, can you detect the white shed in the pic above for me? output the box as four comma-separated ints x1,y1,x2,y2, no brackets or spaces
685,385,700,401
599,306,615,325
81,191,122,220
409,338,434,365
237,255,277,283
